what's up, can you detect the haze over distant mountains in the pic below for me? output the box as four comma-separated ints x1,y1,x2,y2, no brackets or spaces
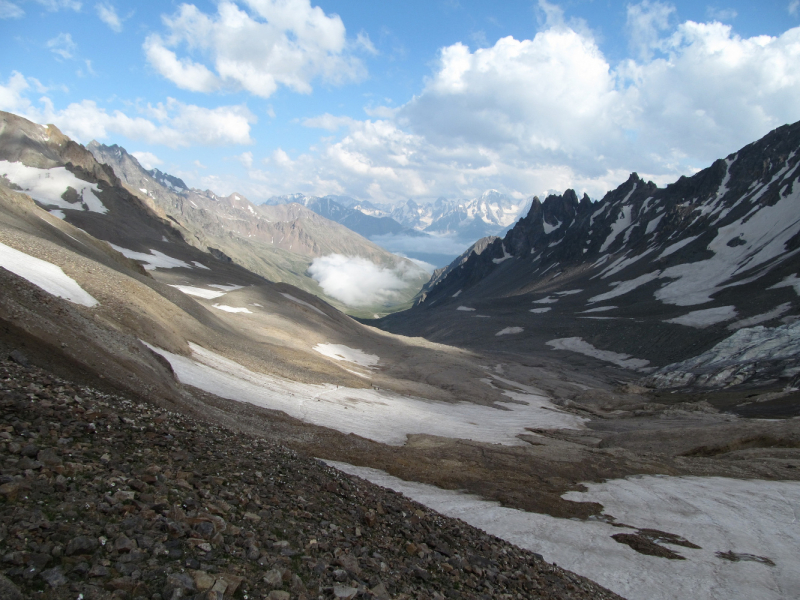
265,191,531,267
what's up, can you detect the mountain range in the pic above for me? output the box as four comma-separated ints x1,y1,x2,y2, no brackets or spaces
85,141,429,317
380,120,800,412
1,109,799,600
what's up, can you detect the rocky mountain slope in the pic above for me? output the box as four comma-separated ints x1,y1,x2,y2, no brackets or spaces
380,121,800,397
86,141,428,317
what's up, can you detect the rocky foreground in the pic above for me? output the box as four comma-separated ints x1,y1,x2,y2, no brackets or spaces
0,356,622,600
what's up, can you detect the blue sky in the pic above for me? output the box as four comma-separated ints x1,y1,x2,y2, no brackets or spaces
3,0,800,205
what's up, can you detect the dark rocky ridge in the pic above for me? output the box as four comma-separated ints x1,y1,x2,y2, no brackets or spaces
379,120,800,388
0,357,621,600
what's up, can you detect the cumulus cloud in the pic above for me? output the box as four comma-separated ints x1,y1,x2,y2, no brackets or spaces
144,0,367,97
249,13,800,205
308,254,422,307
131,151,162,170
47,33,77,60
0,72,256,147
95,2,123,32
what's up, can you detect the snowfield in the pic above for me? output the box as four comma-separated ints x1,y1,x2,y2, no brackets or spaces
0,160,107,214
547,337,650,369
325,462,800,600
108,244,193,271
313,344,380,368
0,241,98,307
145,342,585,446
665,306,737,328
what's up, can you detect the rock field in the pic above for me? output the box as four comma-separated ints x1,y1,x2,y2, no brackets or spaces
0,356,621,600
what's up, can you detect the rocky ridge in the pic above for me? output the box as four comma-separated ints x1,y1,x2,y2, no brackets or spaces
0,356,621,600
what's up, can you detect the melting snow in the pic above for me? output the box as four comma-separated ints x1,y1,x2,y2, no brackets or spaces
492,244,513,264
457,306,476,311
530,308,551,314
532,296,558,304
496,327,523,336
325,463,800,600
192,261,210,270
280,293,328,317
727,303,792,330
600,203,634,253
49,209,65,220
313,344,379,367
212,304,252,314
588,272,661,303
208,284,244,292
0,241,98,307
452,290,462,298
658,235,700,260
108,244,193,271
768,274,800,296
580,306,618,313
145,343,585,446
665,306,737,328
547,337,650,369
543,218,561,234
645,213,663,235
0,161,108,214
554,289,582,296
169,285,226,299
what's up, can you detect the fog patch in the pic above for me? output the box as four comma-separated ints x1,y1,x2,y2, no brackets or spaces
308,254,424,307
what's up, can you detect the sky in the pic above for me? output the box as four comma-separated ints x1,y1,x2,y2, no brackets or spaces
2,0,800,206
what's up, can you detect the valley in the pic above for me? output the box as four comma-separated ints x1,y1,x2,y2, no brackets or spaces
0,110,799,600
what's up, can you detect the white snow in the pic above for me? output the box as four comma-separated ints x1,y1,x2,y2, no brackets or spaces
543,218,561,234
645,213,664,235
547,337,650,369
324,463,800,600
280,293,328,317
554,289,582,296
208,284,244,292
192,261,210,270
599,248,656,279
588,271,661,303
655,184,800,306
145,342,586,446
0,161,108,214
658,235,700,260
600,203,634,253
727,303,792,330
212,304,252,314
492,244,513,264
313,344,380,368
169,285,226,299
496,327,523,336
532,296,558,304
456,306,476,311
530,308,551,314
0,241,98,307
108,244,193,271
665,306,737,328
768,274,800,296
49,210,65,220
580,305,618,313
452,290,462,298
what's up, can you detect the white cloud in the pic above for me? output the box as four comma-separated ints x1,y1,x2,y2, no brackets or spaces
0,72,257,148
790,1,800,17
47,33,77,60
33,0,81,11
308,254,421,306
131,151,162,170
248,17,800,205
95,2,122,32
0,1,24,18
626,1,676,61
706,6,737,21
144,0,367,97
236,151,253,168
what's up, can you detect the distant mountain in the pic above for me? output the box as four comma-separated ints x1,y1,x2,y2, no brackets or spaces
86,143,428,316
265,193,415,238
379,120,800,392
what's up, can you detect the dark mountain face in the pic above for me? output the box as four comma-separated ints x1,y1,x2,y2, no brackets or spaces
379,121,800,391
148,167,188,193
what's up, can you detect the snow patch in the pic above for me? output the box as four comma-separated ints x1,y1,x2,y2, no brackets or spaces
492,244,513,264
169,285,226,299
543,218,561,234
588,272,661,303
313,344,379,368
280,293,328,318
658,235,700,260
452,290,462,298
547,337,649,369
530,308,551,314
496,327,523,336
191,261,211,270
108,244,192,271
727,303,792,330
532,296,558,304
145,343,586,446
212,304,252,314
768,274,800,296
580,306,617,313
665,306,737,328
456,306,476,311
325,462,800,600
0,161,108,214
0,241,98,307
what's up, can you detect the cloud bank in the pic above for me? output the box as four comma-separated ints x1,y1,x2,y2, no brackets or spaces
307,254,422,307
247,6,800,203
144,0,367,97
